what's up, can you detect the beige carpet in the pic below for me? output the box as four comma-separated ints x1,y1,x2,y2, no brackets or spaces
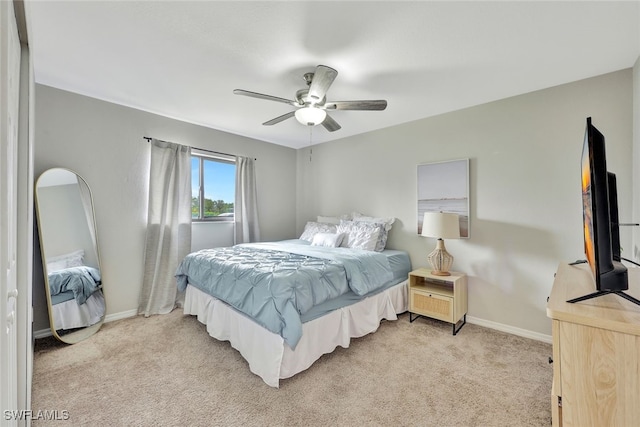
32,310,552,427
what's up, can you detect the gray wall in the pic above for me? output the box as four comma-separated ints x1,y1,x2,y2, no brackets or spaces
33,84,298,331
296,69,633,339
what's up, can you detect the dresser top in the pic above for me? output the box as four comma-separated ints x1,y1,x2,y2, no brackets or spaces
547,263,640,336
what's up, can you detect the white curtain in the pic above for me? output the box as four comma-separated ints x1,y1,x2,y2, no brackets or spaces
139,139,192,316
234,156,260,244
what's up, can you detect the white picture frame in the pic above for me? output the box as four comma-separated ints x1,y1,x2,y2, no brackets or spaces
417,158,470,238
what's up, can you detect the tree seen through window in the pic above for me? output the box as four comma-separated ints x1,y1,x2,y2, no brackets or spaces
191,155,235,220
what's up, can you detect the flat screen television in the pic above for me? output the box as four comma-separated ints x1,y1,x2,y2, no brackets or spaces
568,117,639,305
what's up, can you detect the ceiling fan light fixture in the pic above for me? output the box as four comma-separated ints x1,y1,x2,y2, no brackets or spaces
234,65,386,132
295,107,326,126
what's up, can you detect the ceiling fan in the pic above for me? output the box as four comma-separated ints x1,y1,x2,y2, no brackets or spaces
233,65,387,132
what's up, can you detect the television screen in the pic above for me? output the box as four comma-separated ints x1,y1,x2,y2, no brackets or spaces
581,130,596,278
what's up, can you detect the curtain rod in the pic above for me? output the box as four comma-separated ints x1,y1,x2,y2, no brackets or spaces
142,136,256,161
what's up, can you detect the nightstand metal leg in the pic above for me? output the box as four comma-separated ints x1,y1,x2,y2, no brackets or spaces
452,314,467,335
409,312,419,323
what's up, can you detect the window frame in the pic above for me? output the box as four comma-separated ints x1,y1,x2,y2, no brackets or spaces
191,151,235,222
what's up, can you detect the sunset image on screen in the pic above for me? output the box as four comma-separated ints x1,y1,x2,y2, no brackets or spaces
582,146,596,276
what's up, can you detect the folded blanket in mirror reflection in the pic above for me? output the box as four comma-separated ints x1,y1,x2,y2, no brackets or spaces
48,266,101,305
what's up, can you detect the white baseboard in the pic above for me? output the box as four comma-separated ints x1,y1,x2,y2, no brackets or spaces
33,309,138,340
105,309,138,323
467,315,552,344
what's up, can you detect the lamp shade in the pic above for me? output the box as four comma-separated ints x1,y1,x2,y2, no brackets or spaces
421,212,460,239
295,107,326,126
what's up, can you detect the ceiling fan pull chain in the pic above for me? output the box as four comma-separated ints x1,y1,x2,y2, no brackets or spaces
309,126,313,162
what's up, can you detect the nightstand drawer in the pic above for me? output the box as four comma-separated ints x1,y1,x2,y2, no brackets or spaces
410,288,453,323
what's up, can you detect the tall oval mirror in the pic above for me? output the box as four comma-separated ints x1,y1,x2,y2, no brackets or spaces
35,168,105,344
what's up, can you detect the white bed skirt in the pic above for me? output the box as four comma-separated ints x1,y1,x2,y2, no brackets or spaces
183,280,408,388
52,290,105,331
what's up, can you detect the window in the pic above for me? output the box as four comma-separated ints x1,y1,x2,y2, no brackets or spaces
191,153,235,221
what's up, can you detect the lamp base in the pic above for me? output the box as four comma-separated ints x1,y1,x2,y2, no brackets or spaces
427,239,454,276
430,270,452,277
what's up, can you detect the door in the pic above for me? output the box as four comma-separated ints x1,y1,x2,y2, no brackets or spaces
1,0,22,424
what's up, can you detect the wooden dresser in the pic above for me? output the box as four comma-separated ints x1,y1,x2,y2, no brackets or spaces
547,263,640,427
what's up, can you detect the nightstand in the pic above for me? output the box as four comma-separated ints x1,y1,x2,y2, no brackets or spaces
408,268,468,335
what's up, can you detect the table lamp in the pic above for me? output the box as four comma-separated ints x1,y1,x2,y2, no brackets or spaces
421,212,460,276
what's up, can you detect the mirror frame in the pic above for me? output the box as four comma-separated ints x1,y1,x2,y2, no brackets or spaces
35,168,105,344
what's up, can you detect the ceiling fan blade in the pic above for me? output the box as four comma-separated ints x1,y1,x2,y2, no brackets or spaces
325,100,388,111
262,111,296,126
321,114,341,132
234,89,299,106
308,65,338,104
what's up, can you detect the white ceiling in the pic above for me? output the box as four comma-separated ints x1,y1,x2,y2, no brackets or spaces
26,1,640,149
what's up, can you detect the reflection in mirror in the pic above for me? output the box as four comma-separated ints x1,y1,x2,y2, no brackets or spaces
35,168,105,344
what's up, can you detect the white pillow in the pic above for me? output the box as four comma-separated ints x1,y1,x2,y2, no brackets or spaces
353,221,389,252
46,249,85,273
300,222,338,242
311,232,345,248
336,221,381,251
352,213,395,251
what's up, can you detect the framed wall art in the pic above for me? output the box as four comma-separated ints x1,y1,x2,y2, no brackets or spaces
417,158,469,238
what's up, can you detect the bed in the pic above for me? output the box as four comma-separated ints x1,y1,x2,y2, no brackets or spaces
47,250,105,331
176,215,412,387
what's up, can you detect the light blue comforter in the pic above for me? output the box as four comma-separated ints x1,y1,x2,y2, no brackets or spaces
175,240,393,348
48,266,101,306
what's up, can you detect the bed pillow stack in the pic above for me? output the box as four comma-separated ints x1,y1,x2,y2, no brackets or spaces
299,212,395,252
